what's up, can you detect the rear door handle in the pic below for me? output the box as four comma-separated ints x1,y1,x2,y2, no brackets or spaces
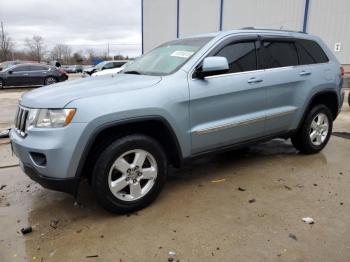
247,77,263,83
299,71,311,76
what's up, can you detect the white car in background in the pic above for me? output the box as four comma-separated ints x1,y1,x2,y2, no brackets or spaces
91,66,124,77
91,61,133,77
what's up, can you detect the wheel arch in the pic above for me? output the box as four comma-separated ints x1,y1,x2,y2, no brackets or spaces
75,116,183,183
298,90,339,130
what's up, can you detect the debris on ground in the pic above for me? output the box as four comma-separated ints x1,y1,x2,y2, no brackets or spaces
248,199,256,203
313,183,318,186
302,217,315,224
340,202,344,205
0,185,6,190
288,233,297,241
238,187,246,191
211,178,226,183
49,219,59,229
168,251,176,262
21,226,33,235
284,185,292,190
126,212,138,217
0,129,10,139
86,255,99,258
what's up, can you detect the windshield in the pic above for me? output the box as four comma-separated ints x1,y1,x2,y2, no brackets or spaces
122,37,213,76
94,61,107,70
0,62,16,71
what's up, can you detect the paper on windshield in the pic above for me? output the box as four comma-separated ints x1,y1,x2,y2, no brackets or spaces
170,50,194,58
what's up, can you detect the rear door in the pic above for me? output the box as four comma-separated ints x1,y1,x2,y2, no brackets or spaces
28,65,49,85
261,38,303,134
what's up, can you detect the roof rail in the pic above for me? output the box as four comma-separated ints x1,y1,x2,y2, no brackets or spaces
240,27,307,34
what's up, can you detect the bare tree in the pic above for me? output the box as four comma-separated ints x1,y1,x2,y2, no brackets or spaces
51,44,72,64
25,35,46,62
0,22,15,62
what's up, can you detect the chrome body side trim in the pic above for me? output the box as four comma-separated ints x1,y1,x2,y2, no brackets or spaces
195,109,297,135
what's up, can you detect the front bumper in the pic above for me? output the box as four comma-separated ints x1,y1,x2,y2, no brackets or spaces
59,74,69,82
21,162,77,194
10,122,87,194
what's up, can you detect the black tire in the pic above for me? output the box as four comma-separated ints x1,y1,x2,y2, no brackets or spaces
291,104,333,154
44,76,57,85
92,134,167,213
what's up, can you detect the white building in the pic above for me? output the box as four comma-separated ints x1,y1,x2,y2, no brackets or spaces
142,0,350,64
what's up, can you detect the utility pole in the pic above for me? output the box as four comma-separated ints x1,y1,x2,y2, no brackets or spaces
1,21,4,49
1,21,4,61
107,43,110,59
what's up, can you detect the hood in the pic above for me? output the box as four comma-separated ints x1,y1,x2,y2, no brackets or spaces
20,74,162,108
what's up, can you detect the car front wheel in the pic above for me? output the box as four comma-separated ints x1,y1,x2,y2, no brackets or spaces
92,134,167,213
291,104,333,154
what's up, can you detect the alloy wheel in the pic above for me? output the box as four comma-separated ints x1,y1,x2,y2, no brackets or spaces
309,112,329,146
108,149,158,201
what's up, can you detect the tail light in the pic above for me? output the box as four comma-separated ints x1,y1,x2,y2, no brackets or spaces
340,66,344,79
58,68,67,75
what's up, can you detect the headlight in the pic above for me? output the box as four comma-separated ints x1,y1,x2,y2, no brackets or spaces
26,108,76,129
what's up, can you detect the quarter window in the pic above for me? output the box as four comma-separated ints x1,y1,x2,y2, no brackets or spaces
29,65,47,71
296,39,329,65
215,41,257,73
262,41,298,68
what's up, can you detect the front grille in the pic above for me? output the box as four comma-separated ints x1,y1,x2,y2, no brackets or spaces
14,106,29,137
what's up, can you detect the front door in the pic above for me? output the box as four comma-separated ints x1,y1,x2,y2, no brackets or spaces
6,65,31,86
189,40,267,154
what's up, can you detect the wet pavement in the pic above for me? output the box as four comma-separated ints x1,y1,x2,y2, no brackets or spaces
0,88,349,261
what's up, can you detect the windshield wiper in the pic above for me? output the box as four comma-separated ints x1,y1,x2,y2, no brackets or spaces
123,70,142,75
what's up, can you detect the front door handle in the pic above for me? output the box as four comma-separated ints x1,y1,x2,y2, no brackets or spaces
247,77,263,83
23,73,29,76
299,71,311,76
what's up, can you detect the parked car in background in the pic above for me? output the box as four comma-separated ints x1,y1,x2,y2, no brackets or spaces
0,63,68,88
83,60,128,76
10,29,344,213
64,65,83,73
91,61,132,77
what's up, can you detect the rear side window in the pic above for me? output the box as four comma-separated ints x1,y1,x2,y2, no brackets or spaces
296,39,329,65
113,62,126,68
29,65,47,71
262,41,298,68
215,41,257,73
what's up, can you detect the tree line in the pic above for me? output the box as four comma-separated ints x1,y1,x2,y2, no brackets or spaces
0,26,129,65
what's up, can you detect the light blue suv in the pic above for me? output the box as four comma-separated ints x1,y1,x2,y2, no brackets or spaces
10,29,344,213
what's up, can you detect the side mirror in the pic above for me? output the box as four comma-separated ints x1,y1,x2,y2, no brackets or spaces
8,70,13,74
199,56,229,78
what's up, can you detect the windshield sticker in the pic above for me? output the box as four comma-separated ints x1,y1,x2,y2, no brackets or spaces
170,50,194,58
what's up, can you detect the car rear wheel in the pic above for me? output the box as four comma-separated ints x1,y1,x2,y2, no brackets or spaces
92,134,167,213
291,104,333,154
44,76,57,85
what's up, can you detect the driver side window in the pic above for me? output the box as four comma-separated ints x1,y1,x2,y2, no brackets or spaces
215,41,257,74
12,65,30,72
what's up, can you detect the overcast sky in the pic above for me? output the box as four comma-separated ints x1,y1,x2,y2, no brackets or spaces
0,0,141,57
